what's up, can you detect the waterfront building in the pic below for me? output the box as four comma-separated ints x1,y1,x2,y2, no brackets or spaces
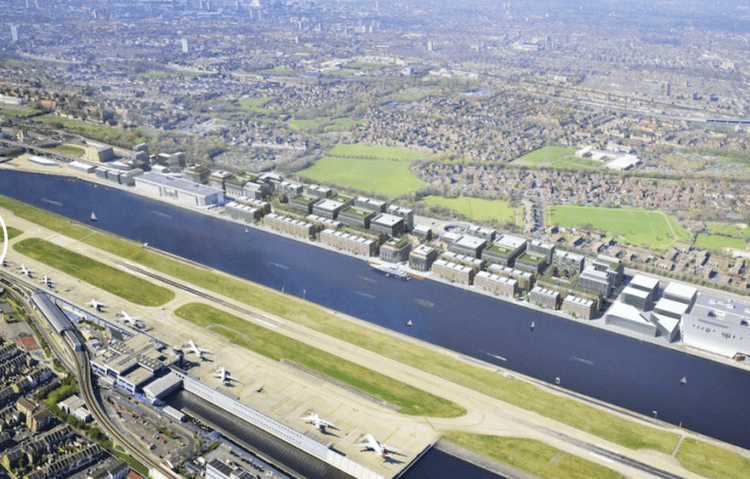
577,266,611,296
263,213,315,239
530,286,560,310
134,173,224,207
380,237,411,263
242,179,273,200
235,197,270,214
605,302,658,337
593,254,624,289
621,286,651,310
84,145,115,162
629,274,660,296
431,259,474,285
409,245,438,272
475,271,518,297
440,251,484,272
562,296,595,319
305,214,342,230
488,264,534,292
338,206,377,229
224,201,261,222
483,234,526,267
552,250,585,277
371,213,405,237
313,198,348,220
387,204,414,231
320,229,377,257
682,293,750,357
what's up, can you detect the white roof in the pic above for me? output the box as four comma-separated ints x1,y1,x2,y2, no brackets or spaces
622,286,650,300
372,213,403,227
606,301,652,325
630,274,659,291
663,282,698,301
655,297,690,316
412,244,435,255
651,312,680,333
495,234,526,250
314,199,344,212
454,234,486,250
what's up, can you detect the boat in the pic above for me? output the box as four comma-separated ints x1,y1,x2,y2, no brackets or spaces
681,376,687,386
530,321,535,331
733,353,746,362
245,228,249,233
90,211,98,221
370,263,409,280
406,320,413,327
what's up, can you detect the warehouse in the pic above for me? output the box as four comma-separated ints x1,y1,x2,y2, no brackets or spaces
134,172,224,207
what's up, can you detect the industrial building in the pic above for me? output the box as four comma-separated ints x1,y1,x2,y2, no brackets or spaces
409,245,438,272
529,286,560,310
431,259,474,285
474,271,518,297
134,173,224,207
320,229,377,256
682,294,750,357
263,213,315,239
143,372,182,404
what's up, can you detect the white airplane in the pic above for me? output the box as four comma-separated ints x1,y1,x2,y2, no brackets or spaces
87,299,105,311
302,412,336,433
118,311,142,327
1,259,9,267
356,434,402,459
40,275,53,288
184,340,211,359
17,265,32,277
213,366,238,384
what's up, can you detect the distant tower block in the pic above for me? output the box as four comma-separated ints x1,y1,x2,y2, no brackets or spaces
181,38,189,54
10,24,18,43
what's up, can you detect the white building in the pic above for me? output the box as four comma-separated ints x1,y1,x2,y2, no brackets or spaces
134,172,224,207
682,294,750,358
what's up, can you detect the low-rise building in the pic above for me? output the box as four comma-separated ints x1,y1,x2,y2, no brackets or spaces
289,194,319,214
681,293,750,357
306,184,333,199
263,213,315,239
371,213,405,237
134,173,224,207
488,264,535,292
313,199,348,219
387,205,414,231
449,234,487,258
483,234,527,267
662,282,698,308
562,296,595,319
380,238,411,263
208,170,234,191
431,259,474,285
530,286,560,310
552,250,585,277
515,252,548,275
440,251,484,272
409,245,438,272
605,302,658,337
182,164,210,184
320,229,377,256
338,206,377,229
475,271,518,297
411,224,433,241
354,196,386,213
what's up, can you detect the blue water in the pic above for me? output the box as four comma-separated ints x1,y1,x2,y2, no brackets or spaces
2,171,750,452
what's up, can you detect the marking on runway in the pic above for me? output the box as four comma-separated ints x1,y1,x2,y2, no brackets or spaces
589,452,614,464
571,356,594,366
355,291,375,299
254,318,278,329
261,313,284,325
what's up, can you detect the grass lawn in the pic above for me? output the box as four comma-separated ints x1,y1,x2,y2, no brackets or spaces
706,222,750,239
50,145,85,157
13,238,174,307
238,97,274,113
289,118,320,131
694,234,747,252
175,303,464,417
324,118,364,132
514,146,602,170
298,157,427,197
675,438,750,479
327,143,423,161
0,197,695,454
445,433,622,479
5,226,22,240
420,195,519,224
548,205,691,250
0,108,42,118
0,197,92,240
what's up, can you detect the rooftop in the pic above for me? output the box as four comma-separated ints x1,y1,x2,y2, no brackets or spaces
495,234,527,250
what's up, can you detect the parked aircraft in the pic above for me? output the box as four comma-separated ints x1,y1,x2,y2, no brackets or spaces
356,434,402,458
17,265,32,277
302,412,336,433
213,366,238,384
87,299,105,311
118,311,142,327
184,340,211,359
40,275,53,288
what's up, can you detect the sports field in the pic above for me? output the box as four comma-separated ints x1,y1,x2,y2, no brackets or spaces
420,195,520,225
547,205,691,249
327,143,423,160
514,146,602,170
298,156,427,197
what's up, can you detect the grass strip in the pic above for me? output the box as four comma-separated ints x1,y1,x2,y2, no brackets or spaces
175,303,464,418
675,438,750,479
14,238,174,306
444,432,622,479
6,226,22,239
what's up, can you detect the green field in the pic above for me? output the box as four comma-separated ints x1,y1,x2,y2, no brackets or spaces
694,234,747,252
299,157,427,197
420,196,520,225
0,108,42,118
13,238,174,306
324,118,364,132
238,97,274,113
445,433,622,479
175,303,464,418
289,118,320,131
51,145,85,157
5,226,22,240
327,143,423,160
548,205,691,250
675,438,750,479
706,222,750,239
514,146,602,170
